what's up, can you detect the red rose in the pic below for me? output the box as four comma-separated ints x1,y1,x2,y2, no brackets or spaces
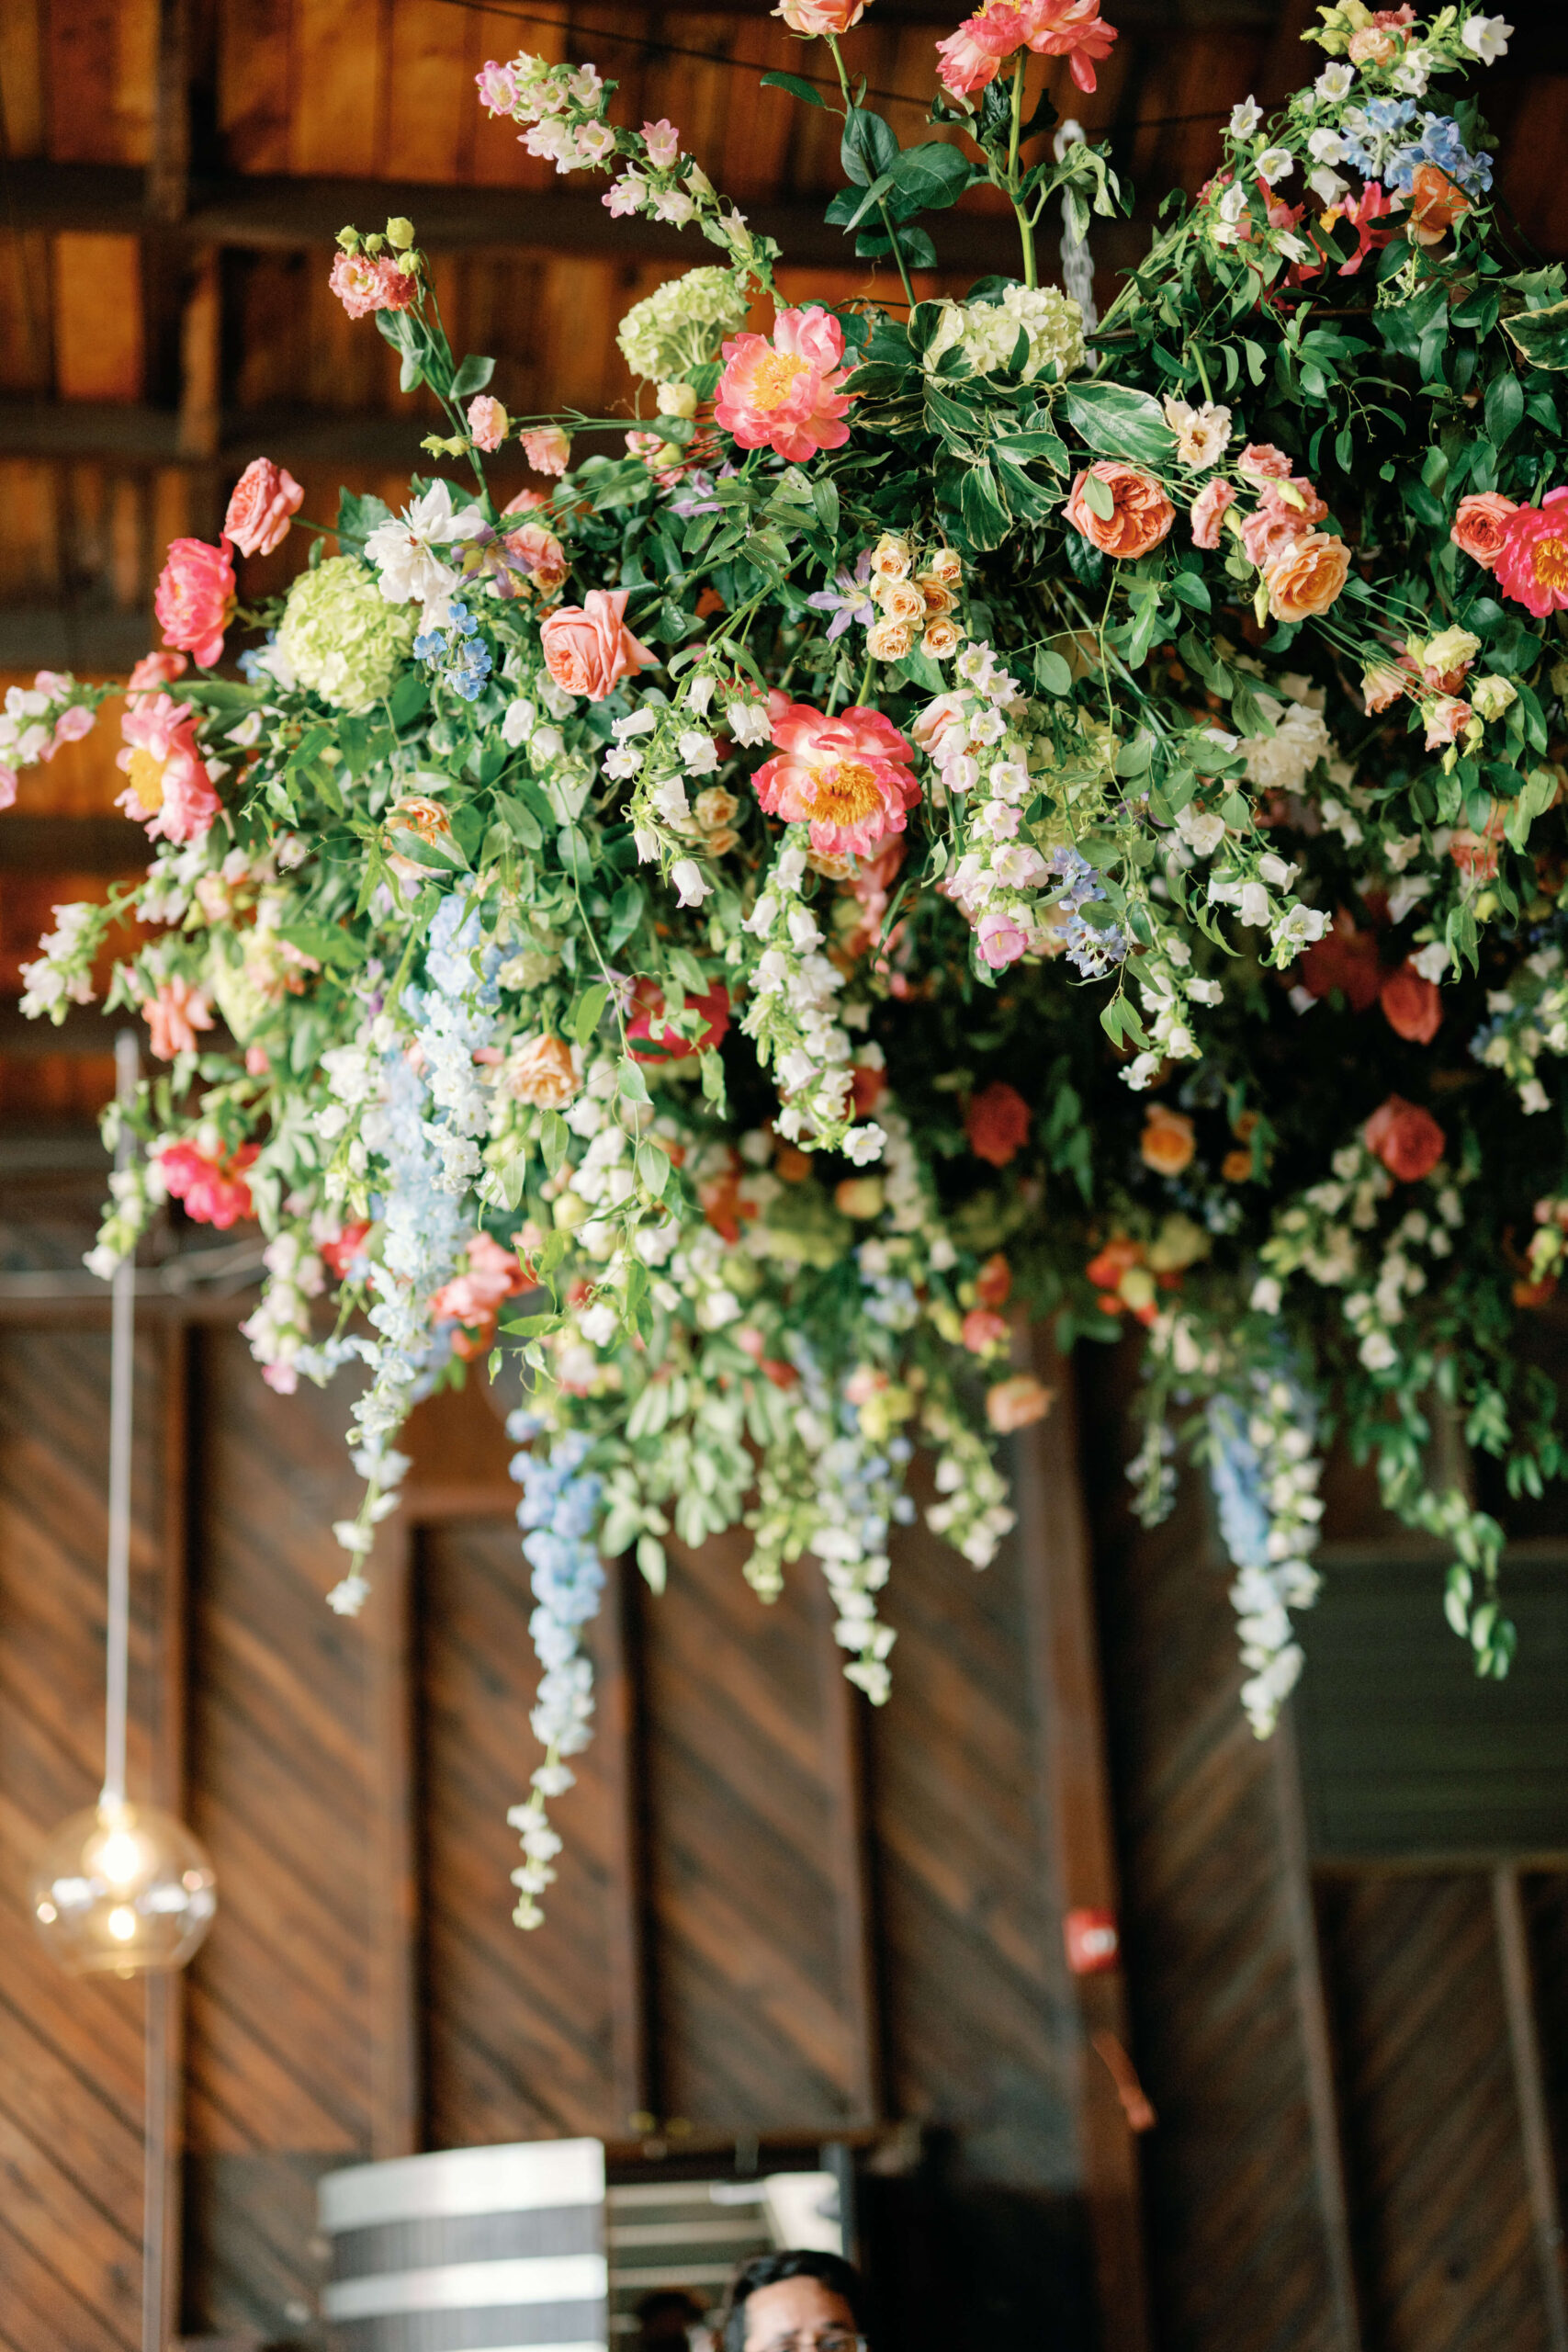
1380,962,1442,1045
626,980,730,1063
1364,1093,1445,1182
965,1080,1031,1168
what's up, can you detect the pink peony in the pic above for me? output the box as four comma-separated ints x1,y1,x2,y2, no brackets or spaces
774,0,867,28
467,394,508,452
521,425,571,476
936,3,1029,95
1190,479,1236,548
224,458,305,559
539,588,659,698
1364,1095,1444,1183
128,649,187,696
1066,463,1174,559
329,250,418,321
715,306,855,464
1021,0,1118,94
752,700,919,856
142,977,215,1060
154,536,235,669
642,118,681,168
1450,491,1517,571
976,907,1031,967
1236,442,1292,482
117,693,220,845
1494,488,1568,617
161,1139,258,1228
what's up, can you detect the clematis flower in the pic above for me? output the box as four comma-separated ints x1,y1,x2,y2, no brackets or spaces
141,976,215,1061
715,306,855,464
364,480,491,630
116,693,220,845
160,1138,259,1228
154,536,235,669
752,700,919,856
1493,488,1568,617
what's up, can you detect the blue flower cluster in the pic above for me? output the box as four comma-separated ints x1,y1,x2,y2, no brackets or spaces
413,600,493,701
510,1418,604,1757
1205,1394,1273,1568
1343,101,1494,197
1050,844,1129,980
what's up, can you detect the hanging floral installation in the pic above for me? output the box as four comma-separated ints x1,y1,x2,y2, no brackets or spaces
16,0,1561,1924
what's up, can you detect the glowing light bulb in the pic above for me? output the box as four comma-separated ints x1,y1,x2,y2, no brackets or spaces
31,1801,217,1976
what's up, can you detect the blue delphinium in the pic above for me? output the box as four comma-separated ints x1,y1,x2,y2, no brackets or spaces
414,600,493,701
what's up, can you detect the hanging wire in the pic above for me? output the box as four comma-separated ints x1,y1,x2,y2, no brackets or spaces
101,1028,141,1812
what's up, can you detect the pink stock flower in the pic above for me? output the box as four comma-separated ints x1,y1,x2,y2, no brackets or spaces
128,649,187,696
1236,442,1292,482
539,588,659,698
329,250,418,321
467,394,508,452
715,306,855,464
976,907,1031,967
1450,491,1517,571
49,704,95,755
752,699,919,856
154,536,235,669
160,1139,259,1229
642,118,682,168
116,693,220,845
1494,488,1568,617
141,977,215,1061
1190,478,1236,549
521,424,571,475
774,0,867,28
223,458,305,559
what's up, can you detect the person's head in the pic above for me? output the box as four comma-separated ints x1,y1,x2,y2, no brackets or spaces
721,2252,865,2352
637,2290,708,2351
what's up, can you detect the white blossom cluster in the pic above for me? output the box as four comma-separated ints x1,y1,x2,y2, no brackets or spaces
1255,1135,1464,1374
739,832,886,1162
1468,944,1568,1116
1205,1376,1325,1736
19,899,107,1022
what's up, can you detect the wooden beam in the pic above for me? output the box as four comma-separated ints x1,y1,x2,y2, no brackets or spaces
815,1585,883,2129
366,1521,423,2159
0,609,153,673
1493,1866,1568,2352
1014,1338,1153,2352
599,1555,654,2134
0,816,149,872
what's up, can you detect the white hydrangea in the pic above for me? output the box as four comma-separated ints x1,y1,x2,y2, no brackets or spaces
923,284,1085,383
616,266,750,381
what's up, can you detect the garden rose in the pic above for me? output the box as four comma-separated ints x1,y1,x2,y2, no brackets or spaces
1140,1105,1196,1176
962,1306,1010,1354
160,1139,258,1228
1422,695,1472,750
1494,488,1568,618
1408,162,1470,248
987,1373,1054,1432
539,588,658,697
522,425,571,475
1066,463,1174,560
965,1080,1031,1167
1190,479,1236,549
774,0,866,28
1450,491,1517,571
753,701,919,856
154,535,236,668
1021,0,1117,92
141,977,214,1061
935,2,1029,95
117,693,220,845
1263,530,1351,622
626,980,731,1063
715,306,855,463
223,458,304,560
467,394,509,452
330,250,417,320
1364,1094,1445,1182
1380,962,1442,1044
501,1033,579,1107
1237,442,1292,482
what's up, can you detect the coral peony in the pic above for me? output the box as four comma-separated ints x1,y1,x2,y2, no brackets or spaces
966,1080,1031,1167
1450,491,1517,571
116,693,220,845
1380,962,1442,1045
330,250,418,321
987,1373,1054,1431
1364,1094,1445,1182
521,425,571,476
752,702,919,856
223,458,305,560
539,588,659,698
626,980,731,1063
467,394,509,452
161,1139,258,1229
1140,1105,1195,1176
501,1032,579,1106
141,977,214,1061
154,536,235,669
1263,530,1351,622
715,307,855,463
1494,488,1568,618
1066,463,1174,560
774,0,866,28
1190,478,1236,549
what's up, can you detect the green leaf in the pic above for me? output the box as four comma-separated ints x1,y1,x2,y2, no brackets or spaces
1063,380,1177,469
637,1533,668,1592
1503,296,1568,371
573,982,610,1046
1083,469,1115,520
957,458,1010,552
810,476,840,535
636,1138,671,1196
1483,368,1524,448
276,918,365,972
1033,648,1073,696
841,107,898,188
886,140,973,214
606,879,646,952
449,354,495,400
995,427,1068,473
760,69,826,107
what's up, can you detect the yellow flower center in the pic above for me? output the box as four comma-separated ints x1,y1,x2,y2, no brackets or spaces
1532,535,1568,592
126,746,166,812
807,757,880,825
750,349,811,411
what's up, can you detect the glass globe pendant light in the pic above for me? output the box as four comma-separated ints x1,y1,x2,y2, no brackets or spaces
31,1034,218,1980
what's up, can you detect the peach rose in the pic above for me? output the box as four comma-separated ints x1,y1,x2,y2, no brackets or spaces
1450,492,1517,571
1190,479,1236,549
1364,1093,1445,1182
1409,162,1470,249
1066,463,1175,560
223,458,305,559
1140,1104,1195,1176
501,1033,579,1107
965,1080,1031,1167
1263,530,1350,622
1380,962,1442,1045
774,0,866,30
154,535,236,668
539,588,659,699
987,1373,1054,1432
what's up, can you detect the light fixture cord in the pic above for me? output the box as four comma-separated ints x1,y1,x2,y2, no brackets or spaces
102,1029,140,1812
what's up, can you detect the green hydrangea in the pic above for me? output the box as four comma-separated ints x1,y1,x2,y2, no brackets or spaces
923,285,1086,384
617,266,750,382
276,557,416,715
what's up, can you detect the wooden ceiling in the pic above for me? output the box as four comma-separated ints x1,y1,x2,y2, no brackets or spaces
4,0,1568,1121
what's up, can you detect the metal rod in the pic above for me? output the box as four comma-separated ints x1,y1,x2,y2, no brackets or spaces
101,1029,140,1811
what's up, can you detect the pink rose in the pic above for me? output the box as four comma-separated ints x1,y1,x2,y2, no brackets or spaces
1190,478,1236,549
1239,506,1305,569
521,425,571,476
962,1307,1010,1355
141,977,215,1061
329,250,418,321
539,588,659,699
1364,1095,1445,1184
976,907,1031,967
128,649,188,696
935,5,1029,95
642,118,681,168
715,306,855,464
1236,442,1292,482
160,1139,258,1229
773,0,866,28
1066,463,1174,560
1494,488,1568,618
1020,0,1118,95
154,536,235,669
467,394,508,452
1449,492,1517,571
224,458,305,559
752,701,919,857
116,692,220,845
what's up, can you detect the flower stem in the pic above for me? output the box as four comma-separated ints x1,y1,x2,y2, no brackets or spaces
1007,61,1037,288
826,35,919,311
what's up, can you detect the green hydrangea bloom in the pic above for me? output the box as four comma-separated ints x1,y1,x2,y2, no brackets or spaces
923,285,1086,384
276,557,416,715
617,266,750,382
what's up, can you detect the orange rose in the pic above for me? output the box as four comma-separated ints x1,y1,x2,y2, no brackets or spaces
1364,1093,1445,1182
539,588,658,700
1409,162,1470,249
1380,961,1442,1044
1066,464,1175,560
501,1033,579,1107
1263,530,1350,622
1140,1104,1195,1176
1450,492,1517,571
986,1374,1054,1432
